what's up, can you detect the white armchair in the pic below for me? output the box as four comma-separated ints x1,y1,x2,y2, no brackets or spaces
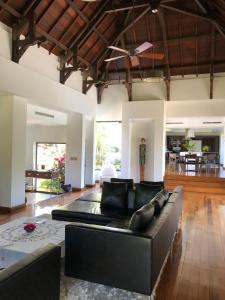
100,163,117,186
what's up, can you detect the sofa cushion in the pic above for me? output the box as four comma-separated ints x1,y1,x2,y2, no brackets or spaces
129,202,155,230
140,181,164,188
111,178,134,190
52,200,132,224
150,189,169,215
134,184,162,210
101,182,128,209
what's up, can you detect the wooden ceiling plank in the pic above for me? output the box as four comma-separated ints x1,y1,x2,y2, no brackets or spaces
0,0,8,16
163,2,225,39
178,13,184,77
38,3,71,48
72,0,111,49
49,2,89,54
195,17,198,77
158,8,170,100
161,4,211,22
36,0,55,24
65,0,108,44
210,25,215,99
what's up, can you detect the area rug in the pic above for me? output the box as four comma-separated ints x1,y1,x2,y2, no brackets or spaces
60,274,151,300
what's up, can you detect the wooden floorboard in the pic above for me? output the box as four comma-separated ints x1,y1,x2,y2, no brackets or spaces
0,188,225,299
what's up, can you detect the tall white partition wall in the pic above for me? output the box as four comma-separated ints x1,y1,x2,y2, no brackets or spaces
122,100,166,181
0,95,27,208
65,112,86,189
85,117,96,186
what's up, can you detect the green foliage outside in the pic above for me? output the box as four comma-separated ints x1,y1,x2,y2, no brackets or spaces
40,178,63,193
95,124,121,171
96,126,107,169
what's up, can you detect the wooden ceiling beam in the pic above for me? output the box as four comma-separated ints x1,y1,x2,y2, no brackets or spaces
105,0,177,13
0,0,20,17
12,12,46,63
158,8,170,100
65,0,108,45
38,3,70,49
49,2,89,54
70,0,111,50
21,0,42,17
56,0,111,83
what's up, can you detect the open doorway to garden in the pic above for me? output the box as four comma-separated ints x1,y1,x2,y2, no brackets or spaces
35,143,66,193
95,122,122,180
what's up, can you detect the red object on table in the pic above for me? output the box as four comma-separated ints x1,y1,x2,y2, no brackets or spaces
24,223,36,232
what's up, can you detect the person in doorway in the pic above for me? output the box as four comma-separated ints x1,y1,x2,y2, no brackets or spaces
139,138,146,181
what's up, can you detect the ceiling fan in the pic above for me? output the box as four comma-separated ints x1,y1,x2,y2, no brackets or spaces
104,42,164,67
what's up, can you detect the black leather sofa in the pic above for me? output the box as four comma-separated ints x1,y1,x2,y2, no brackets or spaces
52,184,183,295
0,244,61,300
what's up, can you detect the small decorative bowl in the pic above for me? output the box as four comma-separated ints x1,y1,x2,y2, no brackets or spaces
24,223,36,233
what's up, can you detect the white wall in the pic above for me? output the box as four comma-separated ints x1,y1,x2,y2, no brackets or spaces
65,112,86,188
97,77,225,122
26,125,66,170
0,96,27,208
0,22,97,116
122,101,166,181
166,99,225,118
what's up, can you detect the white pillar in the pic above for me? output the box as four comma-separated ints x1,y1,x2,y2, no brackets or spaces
220,127,225,168
65,112,86,189
0,95,27,208
84,117,96,186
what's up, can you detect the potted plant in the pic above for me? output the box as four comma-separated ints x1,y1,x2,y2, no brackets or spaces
54,156,71,193
202,145,210,152
182,140,195,154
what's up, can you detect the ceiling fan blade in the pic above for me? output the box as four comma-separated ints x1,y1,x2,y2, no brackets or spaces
104,55,126,62
130,56,140,67
138,53,164,60
108,46,129,55
135,42,153,54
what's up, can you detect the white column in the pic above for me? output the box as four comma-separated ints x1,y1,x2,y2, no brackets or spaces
84,117,96,186
0,95,27,208
220,127,225,168
65,112,86,189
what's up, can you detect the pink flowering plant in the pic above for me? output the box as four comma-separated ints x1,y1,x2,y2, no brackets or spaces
54,156,65,183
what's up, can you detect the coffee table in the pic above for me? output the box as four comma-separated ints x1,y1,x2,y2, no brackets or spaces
0,248,27,271
0,214,70,256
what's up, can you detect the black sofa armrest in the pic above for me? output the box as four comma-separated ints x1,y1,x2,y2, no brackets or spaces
65,223,152,295
0,244,61,300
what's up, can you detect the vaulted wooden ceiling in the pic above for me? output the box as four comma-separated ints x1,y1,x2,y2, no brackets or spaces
0,0,225,102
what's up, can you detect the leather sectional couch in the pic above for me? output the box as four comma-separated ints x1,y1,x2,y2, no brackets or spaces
0,244,61,300
52,182,183,296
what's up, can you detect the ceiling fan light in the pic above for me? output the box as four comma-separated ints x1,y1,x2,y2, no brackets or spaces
152,9,158,13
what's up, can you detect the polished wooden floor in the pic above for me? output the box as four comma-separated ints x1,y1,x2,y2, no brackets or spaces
165,164,225,194
0,189,225,299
